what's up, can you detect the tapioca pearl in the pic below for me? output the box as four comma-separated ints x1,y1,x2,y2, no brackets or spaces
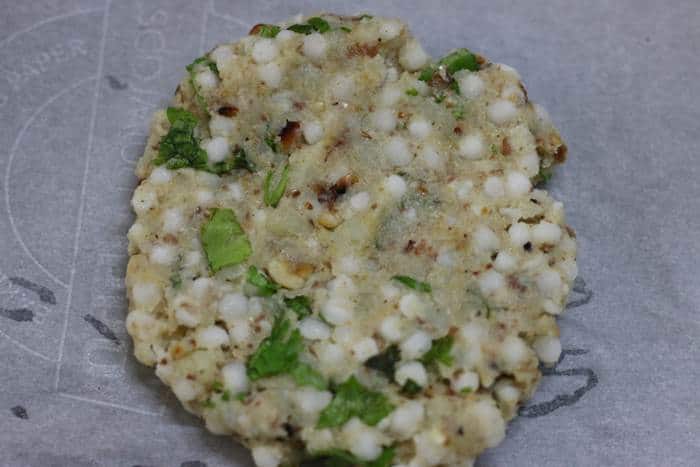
473,225,500,252
400,331,432,360
196,325,229,349
501,84,525,102
251,38,278,63
403,207,417,221
175,305,200,328
450,179,474,201
395,361,428,387
413,429,447,465
191,277,214,301
488,99,519,125
302,119,324,144
155,359,174,382
458,133,485,160
560,236,577,255
505,171,532,197
399,39,429,70
371,108,397,132
203,136,230,163
384,174,407,198
226,182,244,202
460,321,488,344
437,249,456,267
162,208,184,234
479,270,505,295
452,371,480,393
125,310,158,340
542,299,563,315
209,115,236,137
317,342,346,368
335,255,361,275
419,145,443,170
229,320,251,344
559,258,578,282
384,137,412,166
251,446,282,467
131,186,157,215
172,378,201,402
497,63,521,80
210,45,234,68
352,337,379,362
532,221,562,245
454,70,485,98
252,209,267,227
533,336,562,364
533,103,552,125
385,67,399,81
493,251,517,273
257,62,282,88
275,29,295,42
381,283,401,301
195,189,215,206
131,282,161,309
399,293,424,318
327,274,357,297
518,152,540,177
221,361,249,394
378,19,402,40
322,297,353,325
390,401,424,438
378,85,401,107
379,315,403,342
408,116,431,139
537,268,562,297
302,32,327,61
293,388,333,414
484,176,505,198
499,335,531,370
183,250,203,269
330,75,355,101
218,292,248,322
149,244,176,266
149,167,172,185
195,68,219,91
349,191,370,211
470,400,505,448
343,419,383,461
508,222,531,246
299,317,331,340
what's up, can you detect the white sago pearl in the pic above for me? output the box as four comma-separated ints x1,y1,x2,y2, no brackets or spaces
172,378,200,402
258,62,282,88
218,292,248,321
131,186,157,214
252,446,283,467
413,430,447,465
437,249,456,267
175,306,199,328
344,419,382,461
498,63,521,80
302,33,327,60
395,361,428,386
131,282,161,309
330,75,355,101
401,331,432,360
399,293,424,318
299,317,331,340
470,400,505,447
352,338,379,362
378,86,401,107
332,326,354,346
381,283,401,301
210,45,234,67
125,310,158,340
494,380,521,404
455,71,485,98
560,258,578,282
499,335,530,370
196,325,229,349
419,145,442,170
221,361,249,393
488,99,519,125
532,221,562,245
209,115,235,136
162,208,185,234
508,222,531,246
484,176,505,198
537,269,562,296
150,244,176,265
518,152,540,176
479,270,504,295
275,29,295,42
534,103,552,125
371,108,397,132
542,298,563,315
322,297,353,325
458,133,485,160
505,171,531,197
191,277,213,300
350,191,370,211
229,321,251,344
227,182,244,201
378,19,402,40
452,179,474,201
384,174,407,198
204,136,230,163
385,67,399,81
452,371,480,393
533,336,562,364
460,321,487,343
303,120,324,144
251,38,278,63
473,225,500,252
501,84,525,101
399,39,429,70
336,255,361,274
149,167,172,184
327,274,356,297
196,189,214,206
494,251,517,273
318,342,345,367
379,315,403,342
385,137,412,166
195,68,219,90
390,401,424,438
408,116,431,139
293,388,333,414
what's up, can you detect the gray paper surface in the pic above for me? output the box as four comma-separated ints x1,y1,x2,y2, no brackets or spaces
1,1,698,466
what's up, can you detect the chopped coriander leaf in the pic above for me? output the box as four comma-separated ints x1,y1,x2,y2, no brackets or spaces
339,26,352,32
210,381,224,392
221,390,231,401
534,166,553,185
257,24,281,38
400,379,422,396
186,56,219,111
490,143,498,155
246,315,303,380
307,17,331,33
201,208,252,272
235,392,247,401
460,387,473,394
263,164,289,207
288,23,314,34
439,48,479,74
317,376,394,428
392,275,432,293
302,447,394,467
434,93,446,103
154,107,208,170
418,65,437,82
209,147,256,174
202,398,215,408
365,345,400,379
449,79,460,94
246,266,279,296
264,133,279,153
452,105,465,120
290,362,327,390
169,272,182,289
420,335,454,366
358,14,373,20
284,295,312,319
405,88,419,96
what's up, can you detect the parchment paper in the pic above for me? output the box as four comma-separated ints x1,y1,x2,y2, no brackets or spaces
1,1,698,465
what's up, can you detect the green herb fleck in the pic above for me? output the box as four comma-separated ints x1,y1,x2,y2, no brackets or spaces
339,26,352,32
302,447,395,467
358,14,373,20
264,133,279,153
202,398,215,409
221,390,231,401
284,295,312,319
452,105,465,120
186,55,219,111
257,24,281,38
263,163,289,207
201,208,252,273
235,392,247,401
365,345,400,380
392,275,432,293
317,376,394,428
209,147,256,174
169,272,182,289
246,315,303,380
490,143,498,155
439,48,479,74
154,107,208,170
290,362,327,390
307,17,331,33
420,335,454,366
288,23,314,34
400,379,422,396
534,166,553,185
246,266,279,296
211,381,224,392
405,88,419,96
418,65,437,82
460,387,473,395
434,93,446,103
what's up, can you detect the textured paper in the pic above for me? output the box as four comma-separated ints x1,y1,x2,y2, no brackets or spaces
1,1,698,466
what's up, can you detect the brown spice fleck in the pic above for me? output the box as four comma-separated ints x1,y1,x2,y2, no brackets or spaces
279,120,303,153
501,137,512,156
346,43,379,57
454,126,462,134
217,105,239,117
